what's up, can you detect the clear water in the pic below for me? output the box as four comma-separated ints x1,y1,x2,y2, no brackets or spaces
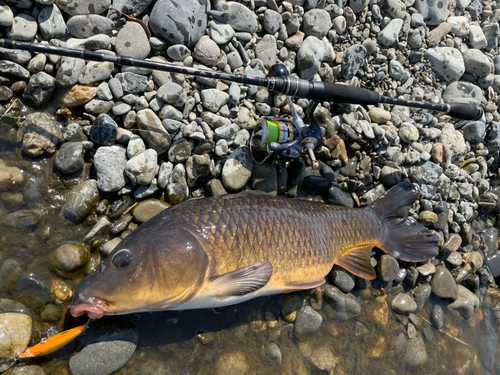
0,103,499,374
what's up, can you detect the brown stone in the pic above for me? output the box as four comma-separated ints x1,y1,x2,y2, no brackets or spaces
55,85,97,108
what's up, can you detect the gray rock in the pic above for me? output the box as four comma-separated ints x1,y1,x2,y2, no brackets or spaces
166,163,189,204
440,123,467,157
112,103,132,116
8,14,37,41
403,334,428,367
186,154,210,188
462,49,491,77
303,9,332,39
378,254,400,282
157,161,173,189
0,48,31,65
255,35,277,69
125,149,158,185
0,60,30,80
330,267,355,293
115,22,150,59
93,145,128,192
294,306,322,337
64,123,87,142
415,0,448,25
410,161,443,184
193,35,220,67
342,44,366,79
69,319,138,375
297,36,324,80
0,1,13,27
67,15,114,38
448,285,479,320
469,25,487,49
50,243,90,273
23,71,55,107
55,57,85,87
78,61,113,85
390,293,418,314
17,112,62,157
67,35,111,50
442,81,484,105
222,146,253,191
430,266,458,300
327,185,354,207
201,89,229,113
150,0,210,47
55,0,111,16
127,134,146,159
166,44,191,61
263,9,282,34
399,122,419,143
213,1,258,33
323,284,361,321
209,20,235,44
461,121,485,143
84,99,113,115
168,139,192,163
157,82,187,107
350,0,370,13
0,312,32,370
382,0,406,18
60,180,99,223
54,142,85,174
425,47,465,83
38,4,67,39
250,164,277,194
117,72,148,94
446,16,470,36
96,82,113,101
377,19,403,46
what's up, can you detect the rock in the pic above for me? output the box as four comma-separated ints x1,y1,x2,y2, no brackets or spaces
67,15,114,38
79,61,113,85
50,243,89,273
93,145,128,192
330,267,355,292
54,142,85,174
49,279,73,303
60,180,99,223
368,108,391,123
0,313,32,362
0,1,13,28
116,72,147,94
131,199,170,224
55,57,86,87
443,81,484,106
90,113,117,145
255,35,277,69
415,0,448,25
23,72,56,107
8,14,37,41
250,164,277,194
448,285,479,320
221,146,253,191
377,19,403,46
447,16,470,36
428,22,451,47
323,284,361,320
193,35,220,67
399,123,419,143
55,85,97,107
0,160,23,187
462,49,491,77
17,112,62,157
342,44,366,79
403,334,427,367
461,121,485,143
67,35,111,50
382,0,406,18
303,9,332,39
209,20,234,44
0,60,30,80
310,346,335,371
425,47,465,83
440,123,467,158
168,140,192,163
185,154,210,188
469,25,487,49
327,185,354,208
115,22,150,59
215,350,251,375
69,319,138,375
84,216,112,241
201,89,229,113
150,0,210,47
125,149,158,186
55,0,111,16
166,163,189,205
38,4,67,39
297,36,324,80
263,9,282,34
430,266,458,300
378,254,400,282
390,293,418,314
136,109,171,155
213,1,257,33
294,306,322,337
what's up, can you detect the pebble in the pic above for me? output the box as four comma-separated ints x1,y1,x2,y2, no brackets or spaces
390,293,418,314
17,112,62,157
297,36,324,80
377,19,403,47
213,1,258,33
115,22,150,59
342,44,366,80
378,254,400,282
323,284,361,321
131,199,170,224
136,109,171,155
38,4,67,40
54,142,85,174
330,267,355,293
425,47,465,83
215,350,251,375
193,35,220,67
90,113,117,145
294,305,323,337
125,149,158,186
221,146,253,191
166,163,189,204
67,14,114,38
50,243,90,273
404,334,428,367
93,145,128,192
430,266,459,300
0,313,32,369
8,14,37,41
303,9,332,39
209,20,234,45
448,285,479,320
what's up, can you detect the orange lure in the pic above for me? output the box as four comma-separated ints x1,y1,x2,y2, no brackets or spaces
19,324,86,358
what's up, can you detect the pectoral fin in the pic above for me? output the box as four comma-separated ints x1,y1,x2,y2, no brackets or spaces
335,245,376,280
210,260,273,297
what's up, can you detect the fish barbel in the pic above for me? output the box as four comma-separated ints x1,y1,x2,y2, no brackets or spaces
71,183,438,318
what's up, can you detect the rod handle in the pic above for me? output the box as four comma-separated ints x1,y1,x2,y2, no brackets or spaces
447,102,484,121
310,81,381,105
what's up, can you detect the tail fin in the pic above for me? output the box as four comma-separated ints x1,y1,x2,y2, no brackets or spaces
369,183,439,262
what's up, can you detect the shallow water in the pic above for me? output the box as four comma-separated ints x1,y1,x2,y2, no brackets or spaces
1,105,500,374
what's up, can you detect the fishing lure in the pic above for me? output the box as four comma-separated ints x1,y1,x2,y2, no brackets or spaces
19,324,87,358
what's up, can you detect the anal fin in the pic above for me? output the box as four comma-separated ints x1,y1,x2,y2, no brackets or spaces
210,260,273,297
335,245,376,280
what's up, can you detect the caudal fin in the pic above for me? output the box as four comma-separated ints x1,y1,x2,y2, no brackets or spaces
369,183,439,262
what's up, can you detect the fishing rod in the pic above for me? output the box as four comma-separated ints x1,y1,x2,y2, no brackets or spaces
0,39,483,121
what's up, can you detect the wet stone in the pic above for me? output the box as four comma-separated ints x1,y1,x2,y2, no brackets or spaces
330,266,355,293
215,350,251,375
282,292,304,322
0,313,32,365
448,285,479,320
390,293,417,314
84,216,112,241
250,164,277,195
125,149,158,186
294,305,322,337
89,113,117,145
23,72,56,107
60,179,99,223
327,185,354,208
54,142,85,174
404,334,428,367
16,274,50,303
441,233,462,252
378,254,400,282
131,199,170,224
431,266,458,300
413,284,432,310
17,112,62,157
463,274,480,292
324,284,361,321
186,154,211,188
93,145,128,192
166,163,189,205
50,243,90,273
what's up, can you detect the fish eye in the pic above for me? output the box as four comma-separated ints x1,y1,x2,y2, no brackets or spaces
112,249,133,268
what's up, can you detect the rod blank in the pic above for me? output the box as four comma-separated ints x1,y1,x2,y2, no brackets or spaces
0,39,484,121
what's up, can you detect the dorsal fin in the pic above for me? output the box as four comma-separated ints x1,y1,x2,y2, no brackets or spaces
335,245,376,280
210,261,273,297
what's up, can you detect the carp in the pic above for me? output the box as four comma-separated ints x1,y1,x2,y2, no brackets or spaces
71,183,438,318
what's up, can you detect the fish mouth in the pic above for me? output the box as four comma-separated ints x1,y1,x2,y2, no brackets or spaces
70,296,112,319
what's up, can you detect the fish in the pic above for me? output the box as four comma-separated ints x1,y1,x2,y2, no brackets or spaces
70,183,438,319
19,324,86,358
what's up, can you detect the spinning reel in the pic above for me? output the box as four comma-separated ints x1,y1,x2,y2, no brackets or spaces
250,64,322,168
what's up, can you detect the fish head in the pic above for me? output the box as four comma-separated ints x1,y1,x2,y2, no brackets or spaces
70,226,208,318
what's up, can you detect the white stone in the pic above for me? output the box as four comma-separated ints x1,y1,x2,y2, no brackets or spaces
377,19,403,47
447,16,470,37
425,47,465,83
469,25,487,49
